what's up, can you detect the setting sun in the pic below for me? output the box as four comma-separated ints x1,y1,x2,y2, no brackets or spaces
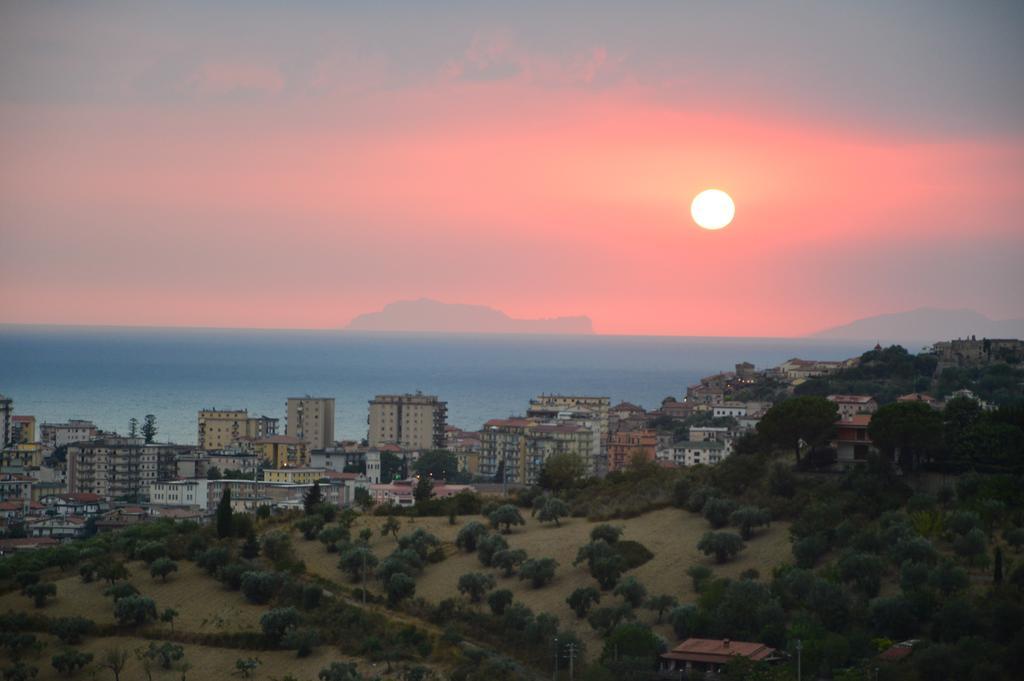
691,189,735,230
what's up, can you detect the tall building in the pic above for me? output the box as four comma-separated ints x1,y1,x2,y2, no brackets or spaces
67,438,186,500
0,395,13,447
608,429,657,472
480,418,596,485
39,420,98,450
197,409,278,450
367,392,447,450
286,397,335,450
527,394,610,476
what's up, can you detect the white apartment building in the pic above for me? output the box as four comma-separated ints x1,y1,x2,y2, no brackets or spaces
712,402,748,419
39,420,98,450
149,479,210,510
657,440,729,467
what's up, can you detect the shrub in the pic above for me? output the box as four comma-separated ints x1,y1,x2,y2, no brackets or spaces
197,547,230,575
614,539,654,570
261,607,301,645
930,561,969,596
49,617,95,645
729,506,771,539
262,531,294,564
946,511,981,536
217,562,252,590
141,642,184,670
149,558,178,582
318,526,349,553
890,536,938,566
387,573,416,606
477,534,509,567
612,576,647,608
590,524,623,544
301,584,323,610
697,531,744,563
318,662,363,681
283,627,321,657
103,582,139,601
587,604,635,636
241,571,283,604
338,546,378,582
953,528,988,565
519,558,558,588
792,533,828,568
686,565,712,592
296,516,324,541
488,589,514,616
491,548,528,577
22,582,56,608
135,541,167,564
52,649,93,676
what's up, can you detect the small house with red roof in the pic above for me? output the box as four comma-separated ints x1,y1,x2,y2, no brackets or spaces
660,638,780,675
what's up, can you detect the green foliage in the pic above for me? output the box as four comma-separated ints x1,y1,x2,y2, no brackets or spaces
296,516,325,541
537,451,586,491
487,589,514,616
587,603,635,636
687,565,713,592
567,586,601,618
22,582,56,608
697,531,745,563
51,649,93,677
535,496,570,526
303,481,324,514
283,627,321,657
519,557,558,588
318,525,349,552
729,506,771,539
837,551,885,598
261,531,295,565
135,541,167,564
757,396,838,463
491,548,528,577
929,560,969,596
869,401,945,469
613,576,647,608
113,595,157,626
952,527,988,565
792,533,828,568
141,642,184,670
216,487,233,538
488,504,525,533
576,540,626,590
614,540,654,570
703,497,739,529
233,658,261,679
455,521,488,552
318,662,363,681
381,516,402,540
386,573,416,606
600,622,663,667
197,547,230,575
477,533,509,567
49,617,94,645
240,571,283,604
458,572,496,602
261,607,301,645
669,604,702,640
149,558,178,582
645,594,679,623
103,582,139,601
869,596,919,639
590,523,623,544
338,545,378,582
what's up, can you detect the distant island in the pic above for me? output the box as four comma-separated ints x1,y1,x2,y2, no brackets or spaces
345,298,595,335
809,307,1024,343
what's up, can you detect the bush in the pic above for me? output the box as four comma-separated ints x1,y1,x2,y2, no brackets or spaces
588,604,635,636
135,541,167,564
339,546,378,582
953,528,988,565
217,562,252,591
491,548,528,577
458,572,496,603
455,521,488,552
52,649,93,676
567,587,601,618
488,589,514,616
729,506,771,539
686,565,712,592
241,571,283,604
477,534,509,567
318,526,349,553
590,524,623,545
149,558,178,582
262,531,294,564
837,551,885,598
792,533,828,568
946,511,981,536
613,576,647,608
22,582,56,608
283,627,321,657
261,607,301,645
197,547,230,575
702,497,738,529
49,617,95,645
103,582,138,601
302,585,323,610
696,531,744,563
387,573,416,606
141,642,183,670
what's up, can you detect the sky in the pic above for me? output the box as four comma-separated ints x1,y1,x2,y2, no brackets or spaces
1,1,1022,336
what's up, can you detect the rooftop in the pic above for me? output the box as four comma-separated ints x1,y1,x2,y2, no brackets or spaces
662,638,777,664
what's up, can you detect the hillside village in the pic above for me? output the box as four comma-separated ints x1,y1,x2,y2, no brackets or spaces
1,336,1023,680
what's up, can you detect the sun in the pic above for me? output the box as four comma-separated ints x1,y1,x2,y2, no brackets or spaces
691,189,735,230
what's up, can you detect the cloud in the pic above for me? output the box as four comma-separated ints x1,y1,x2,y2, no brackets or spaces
187,60,285,95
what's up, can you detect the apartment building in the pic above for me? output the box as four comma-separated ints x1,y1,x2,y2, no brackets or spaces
241,435,309,469
263,468,325,484
367,392,447,450
66,438,184,500
827,395,879,421
286,397,335,450
149,479,209,510
527,394,610,476
197,409,278,450
480,418,597,485
607,429,657,472
657,440,729,467
39,420,98,450
0,395,11,447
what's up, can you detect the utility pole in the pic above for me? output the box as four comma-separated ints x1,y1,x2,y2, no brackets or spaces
565,642,577,681
362,550,367,606
796,639,803,681
552,636,558,681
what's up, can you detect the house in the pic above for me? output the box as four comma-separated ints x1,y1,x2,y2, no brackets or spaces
263,468,327,485
0,499,45,524
833,414,874,466
827,394,879,420
368,479,475,508
607,429,657,472
26,514,89,541
95,506,149,532
897,393,943,410
0,473,33,502
712,402,747,419
40,492,105,516
688,426,730,443
0,537,60,555
657,440,729,467
660,638,780,675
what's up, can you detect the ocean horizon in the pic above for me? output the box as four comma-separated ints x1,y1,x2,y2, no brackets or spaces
1,325,878,445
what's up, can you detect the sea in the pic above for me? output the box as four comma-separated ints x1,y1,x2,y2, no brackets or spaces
0,326,873,445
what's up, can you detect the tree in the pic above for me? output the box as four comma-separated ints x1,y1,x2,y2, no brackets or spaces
114,596,157,627
128,417,139,439
600,622,663,668
49,617,94,645
458,572,496,603
339,546,378,582
536,497,570,526
869,596,919,639
669,604,701,639
590,524,623,544
488,589,514,616
296,516,324,541
477,534,509,567
492,548,528,577
319,662,364,681
869,401,945,470
232,658,261,679
757,396,838,463
455,521,488,552
381,515,402,540
537,452,586,491
318,525,349,552
240,571,283,604
413,476,434,504
386,573,416,606
141,414,158,444
197,547,230,575
283,627,321,657
488,505,525,533
686,565,712,592
567,586,601,618
52,649,93,677
792,533,828,568
149,558,178,582
576,540,626,590
99,561,129,585
22,582,56,608
587,604,635,636
412,450,458,480
519,557,558,588
354,487,373,508
613,576,647,608
241,531,261,559
141,642,183,670
216,488,233,539
206,466,222,480
303,481,324,514
837,551,884,598
729,506,771,539
953,528,988,566
697,531,745,563
260,607,301,645
103,582,139,601
98,648,129,681
994,546,1004,584
160,608,178,632
645,594,679,623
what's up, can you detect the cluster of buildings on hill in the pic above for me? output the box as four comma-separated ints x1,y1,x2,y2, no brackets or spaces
1,338,1012,549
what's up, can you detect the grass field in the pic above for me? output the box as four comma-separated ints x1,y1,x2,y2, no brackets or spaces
292,507,792,659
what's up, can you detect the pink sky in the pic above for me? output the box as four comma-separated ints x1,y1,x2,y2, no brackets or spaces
1,3,1022,336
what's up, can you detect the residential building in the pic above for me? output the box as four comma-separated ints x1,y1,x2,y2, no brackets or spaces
445,427,481,476
204,478,342,514
607,429,657,472
39,492,105,516
242,435,309,469
39,420,98,450
897,393,943,410
660,638,779,675
528,394,610,475
0,473,33,502
368,392,447,450
263,468,326,484
833,414,874,466
480,418,532,483
66,438,181,500
689,426,730,443
10,415,36,444
0,395,11,447
776,358,851,382
712,402,747,419
523,423,595,485
205,451,261,478
1,443,45,468
286,397,335,450
657,440,728,467
197,409,278,450
827,395,879,420
26,515,89,541
368,479,475,508
149,480,209,510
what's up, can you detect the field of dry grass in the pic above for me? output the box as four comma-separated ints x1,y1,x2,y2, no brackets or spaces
0,560,266,632
292,507,792,659
20,633,377,681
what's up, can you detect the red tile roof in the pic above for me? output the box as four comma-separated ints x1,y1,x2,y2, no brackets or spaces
662,638,776,664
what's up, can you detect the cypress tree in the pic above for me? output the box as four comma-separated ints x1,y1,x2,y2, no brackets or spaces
216,488,233,538
303,481,323,514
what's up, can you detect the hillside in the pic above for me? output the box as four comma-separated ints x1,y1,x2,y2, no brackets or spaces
346,299,594,335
